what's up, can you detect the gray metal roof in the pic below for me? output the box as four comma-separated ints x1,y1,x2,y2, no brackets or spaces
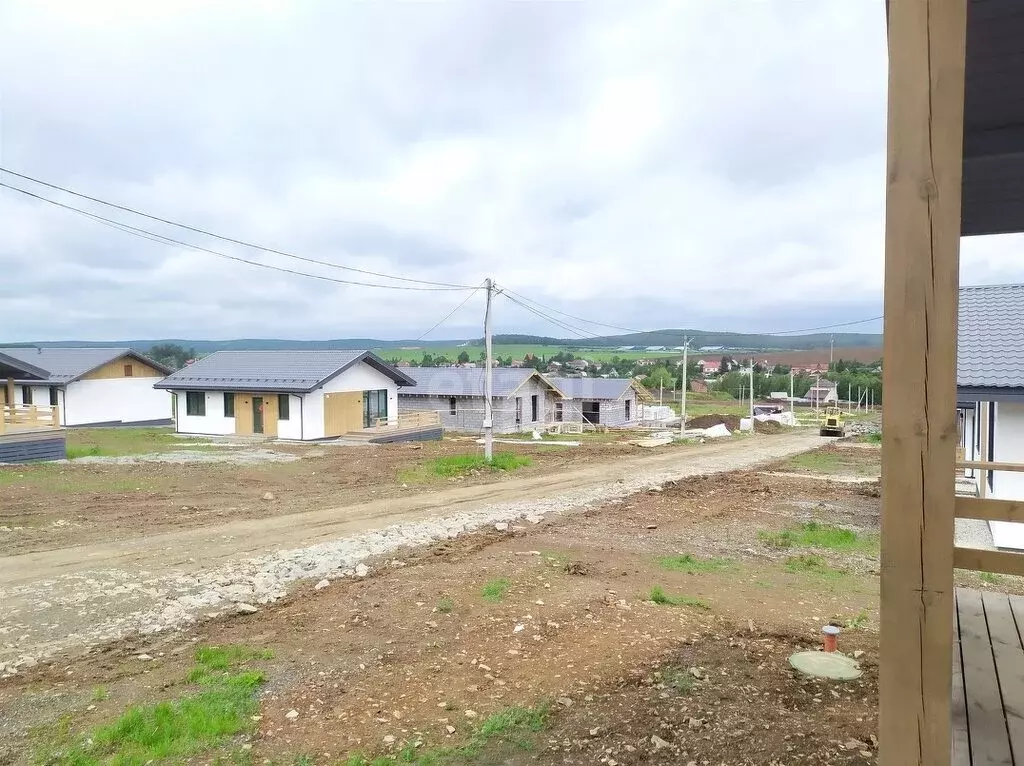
401,367,564,398
0,351,49,380
545,376,638,401
958,284,1024,389
0,347,172,383
155,350,415,393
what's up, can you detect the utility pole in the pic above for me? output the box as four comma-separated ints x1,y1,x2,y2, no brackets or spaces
830,334,835,366
483,278,494,462
680,337,689,436
849,383,853,413
789,368,794,418
749,360,755,420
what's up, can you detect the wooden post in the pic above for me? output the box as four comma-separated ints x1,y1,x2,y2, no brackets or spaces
978,402,990,498
880,3,966,766
4,377,13,410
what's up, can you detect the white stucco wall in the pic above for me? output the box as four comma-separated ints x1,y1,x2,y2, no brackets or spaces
64,378,172,426
277,395,302,440
173,389,237,436
989,402,1024,549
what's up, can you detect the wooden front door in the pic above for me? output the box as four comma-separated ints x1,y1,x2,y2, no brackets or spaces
324,391,364,437
235,393,278,437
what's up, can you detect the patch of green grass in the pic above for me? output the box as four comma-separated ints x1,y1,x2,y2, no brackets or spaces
844,610,870,629
92,686,109,702
293,755,315,766
0,464,161,494
657,553,734,574
436,596,454,614
65,427,215,458
36,644,271,765
431,453,532,477
783,554,847,580
344,702,551,765
862,432,882,444
481,578,511,603
662,667,695,695
648,586,710,609
757,521,877,552
786,449,879,476
979,571,1003,585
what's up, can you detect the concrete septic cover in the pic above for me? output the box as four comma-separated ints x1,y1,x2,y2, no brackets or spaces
788,651,862,680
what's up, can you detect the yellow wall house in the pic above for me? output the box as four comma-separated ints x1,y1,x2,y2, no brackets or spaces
154,349,431,442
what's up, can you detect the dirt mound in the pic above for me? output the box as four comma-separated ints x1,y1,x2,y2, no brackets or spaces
754,419,785,434
688,414,741,431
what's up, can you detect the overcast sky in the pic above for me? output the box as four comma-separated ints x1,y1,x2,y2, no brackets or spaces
1,1,1022,343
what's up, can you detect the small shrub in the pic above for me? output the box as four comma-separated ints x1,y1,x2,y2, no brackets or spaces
436,596,454,614
648,586,710,609
658,553,734,574
663,668,695,695
92,686,109,701
865,432,882,444
757,530,795,549
481,578,511,603
845,610,870,629
979,571,1002,585
784,554,846,580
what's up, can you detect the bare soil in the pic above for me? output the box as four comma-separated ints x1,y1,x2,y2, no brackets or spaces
2,442,1010,765
0,437,641,556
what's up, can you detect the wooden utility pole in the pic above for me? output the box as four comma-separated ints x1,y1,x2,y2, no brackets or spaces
483,278,494,462
789,368,794,418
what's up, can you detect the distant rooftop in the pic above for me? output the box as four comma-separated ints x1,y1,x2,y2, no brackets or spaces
0,347,171,383
958,283,1024,391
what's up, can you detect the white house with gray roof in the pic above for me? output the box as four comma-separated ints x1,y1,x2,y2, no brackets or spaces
398,368,568,434
956,283,1024,550
545,376,653,427
1,347,173,427
155,350,419,441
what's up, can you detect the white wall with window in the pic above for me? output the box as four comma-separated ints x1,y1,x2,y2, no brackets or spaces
173,390,236,435
301,362,399,440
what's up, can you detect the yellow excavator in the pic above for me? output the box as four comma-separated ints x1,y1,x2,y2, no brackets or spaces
819,406,846,437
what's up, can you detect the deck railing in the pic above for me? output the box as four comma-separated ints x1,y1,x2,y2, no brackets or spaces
954,459,1024,577
0,404,61,434
370,410,441,431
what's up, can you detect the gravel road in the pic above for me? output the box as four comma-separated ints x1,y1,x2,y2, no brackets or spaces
0,431,821,673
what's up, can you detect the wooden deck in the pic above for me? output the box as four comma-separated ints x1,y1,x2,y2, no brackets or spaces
953,588,1024,765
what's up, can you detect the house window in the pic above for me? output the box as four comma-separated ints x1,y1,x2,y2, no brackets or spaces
123,364,134,377
224,392,235,417
22,386,32,405
531,394,539,422
49,387,59,407
515,397,523,426
449,397,457,415
625,399,632,420
363,389,388,428
554,402,563,422
186,391,206,417
278,394,290,420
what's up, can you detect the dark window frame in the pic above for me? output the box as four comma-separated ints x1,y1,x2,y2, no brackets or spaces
123,363,134,377
449,397,457,415
49,387,59,407
554,402,563,422
531,394,539,422
186,391,206,417
22,385,32,405
224,392,235,417
278,394,290,420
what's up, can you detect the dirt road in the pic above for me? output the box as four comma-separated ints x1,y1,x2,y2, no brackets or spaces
0,431,821,666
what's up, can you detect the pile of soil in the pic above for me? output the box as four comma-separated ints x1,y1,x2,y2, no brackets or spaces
687,413,741,431
754,419,785,434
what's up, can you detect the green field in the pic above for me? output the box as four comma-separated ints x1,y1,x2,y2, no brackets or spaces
374,344,686,363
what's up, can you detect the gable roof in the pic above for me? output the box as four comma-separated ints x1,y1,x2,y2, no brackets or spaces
958,283,1024,390
0,347,173,384
0,351,50,381
545,376,653,402
154,350,414,393
401,367,567,399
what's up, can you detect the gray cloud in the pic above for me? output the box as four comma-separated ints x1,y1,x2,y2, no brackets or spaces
0,1,1019,344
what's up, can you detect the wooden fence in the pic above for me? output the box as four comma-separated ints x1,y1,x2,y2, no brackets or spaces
370,410,441,431
0,404,61,434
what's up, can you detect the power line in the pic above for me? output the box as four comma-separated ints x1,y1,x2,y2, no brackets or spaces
0,166,476,289
763,315,884,335
499,292,603,339
0,181,476,291
416,283,485,340
498,286,645,334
